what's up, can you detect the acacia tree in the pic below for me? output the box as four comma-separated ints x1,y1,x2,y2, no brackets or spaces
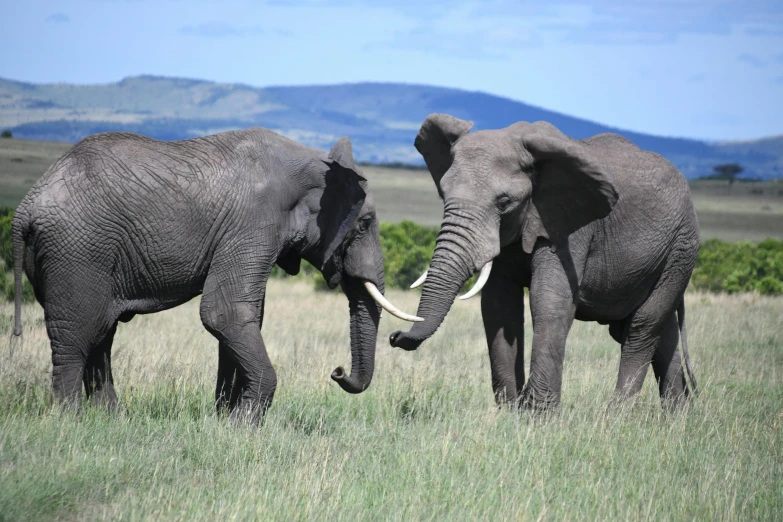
713,163,743,187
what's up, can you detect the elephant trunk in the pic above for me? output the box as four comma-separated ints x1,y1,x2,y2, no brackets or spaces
331,274,382,393
389,219,476,351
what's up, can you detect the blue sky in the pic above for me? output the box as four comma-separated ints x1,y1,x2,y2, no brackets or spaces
1,0,781,141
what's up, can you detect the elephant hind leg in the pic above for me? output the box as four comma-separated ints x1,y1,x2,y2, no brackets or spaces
615,285,687,404
47,307,117,409
43,270,118,409
50,340,88,409
651,313,689,408
83,323,119,410
615,243,694,407
616,310,685,407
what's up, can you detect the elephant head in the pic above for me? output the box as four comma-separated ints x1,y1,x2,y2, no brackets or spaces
389,114,618,351
285,137,421,392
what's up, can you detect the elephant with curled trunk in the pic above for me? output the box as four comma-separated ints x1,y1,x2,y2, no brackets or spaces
390,114,699,410
11,128,420,422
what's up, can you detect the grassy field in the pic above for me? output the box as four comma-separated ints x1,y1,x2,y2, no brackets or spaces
1,280,781,520
2,138,782,241
1,137,781,520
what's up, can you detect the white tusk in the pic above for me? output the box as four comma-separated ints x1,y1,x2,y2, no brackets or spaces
409,269,428,289
458,261,493,300
363,282,424,322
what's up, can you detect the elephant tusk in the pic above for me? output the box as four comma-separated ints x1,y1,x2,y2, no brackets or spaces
409,269,428,289
363,282,424,322
458,261,493,300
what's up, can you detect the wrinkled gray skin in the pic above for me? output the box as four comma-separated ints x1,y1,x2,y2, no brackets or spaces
390,114,699,410
12,128,384,422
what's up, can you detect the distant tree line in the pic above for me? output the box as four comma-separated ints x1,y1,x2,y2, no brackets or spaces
358,161,427,170
699,162,767,185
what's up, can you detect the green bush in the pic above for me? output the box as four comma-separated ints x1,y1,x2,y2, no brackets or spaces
0,209,14,271
380,220,479,291
380,221,439,289
268,220,472,292
268,220,439,291
691,238,783,295
1,272,35,303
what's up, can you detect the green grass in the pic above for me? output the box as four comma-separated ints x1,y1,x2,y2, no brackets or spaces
0,138,70,208
1,280,781,520
3,138,782,241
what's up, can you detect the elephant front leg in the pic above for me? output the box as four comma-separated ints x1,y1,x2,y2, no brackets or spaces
215,342,242,413
481,265,526,408
522,249,577,411
202,305,277,423
200,257,276,424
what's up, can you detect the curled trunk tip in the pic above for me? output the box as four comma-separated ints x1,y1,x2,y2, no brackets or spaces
331,366,370,394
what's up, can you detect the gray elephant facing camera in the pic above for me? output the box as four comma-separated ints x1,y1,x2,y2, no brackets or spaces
11,128,420,422
390,114,699,410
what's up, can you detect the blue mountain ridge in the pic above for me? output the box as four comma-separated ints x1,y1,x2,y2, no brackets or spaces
1,75,780,179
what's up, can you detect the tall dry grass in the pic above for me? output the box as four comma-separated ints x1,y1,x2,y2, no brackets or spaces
0,280,781,520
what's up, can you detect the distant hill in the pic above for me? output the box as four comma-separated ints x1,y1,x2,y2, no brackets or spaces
1,75,780,180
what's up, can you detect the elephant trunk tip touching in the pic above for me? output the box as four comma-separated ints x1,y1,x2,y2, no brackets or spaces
388,330,424,351
330,365,370,394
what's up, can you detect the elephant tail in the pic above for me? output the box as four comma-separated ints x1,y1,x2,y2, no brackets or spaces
11,207,29,338
677,297,697,395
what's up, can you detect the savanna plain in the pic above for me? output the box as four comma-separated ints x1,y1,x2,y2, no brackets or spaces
0,139,782,520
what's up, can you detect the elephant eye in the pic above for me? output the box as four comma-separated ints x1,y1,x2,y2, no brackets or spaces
497,195,513,212
358,216,372,232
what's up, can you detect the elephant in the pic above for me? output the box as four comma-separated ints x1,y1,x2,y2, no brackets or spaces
10,127,421,421
389,114,699,410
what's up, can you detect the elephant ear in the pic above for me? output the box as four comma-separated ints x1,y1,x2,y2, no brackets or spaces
317,137,367,275
328,136,363,175
521,132,619,253
414,114,474,196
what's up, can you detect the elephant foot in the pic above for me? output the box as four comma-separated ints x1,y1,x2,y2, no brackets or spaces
493,389,522,411
520,387,560,415
605,391,645,416
660,387,692,412
227,397,272,427
88,386,119,411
